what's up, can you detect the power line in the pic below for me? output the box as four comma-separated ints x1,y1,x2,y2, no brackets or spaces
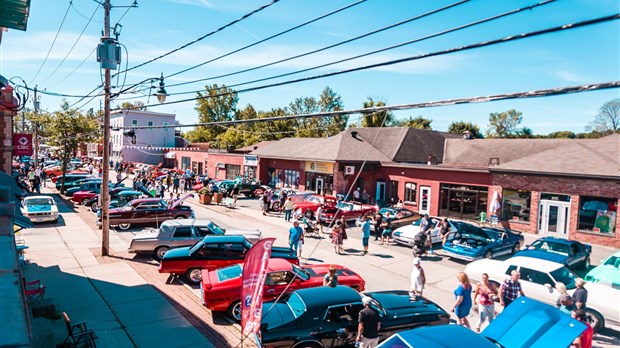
47,47,97,88
30,0,72,84
118,81,620,130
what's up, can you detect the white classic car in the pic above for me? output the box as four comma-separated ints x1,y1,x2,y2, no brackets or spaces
464,255,619,333
392,217,458,247
21,196,59,223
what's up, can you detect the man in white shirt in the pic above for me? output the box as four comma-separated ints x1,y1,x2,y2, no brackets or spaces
410,258,426,299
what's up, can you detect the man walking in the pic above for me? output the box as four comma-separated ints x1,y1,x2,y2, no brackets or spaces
410,258,426,299
419,214,434,254
357,296,381,348
373,212,383,241
499,270,525,308
573,278,588,310
361,215,371,255
283,197,294,222
288,221,303,258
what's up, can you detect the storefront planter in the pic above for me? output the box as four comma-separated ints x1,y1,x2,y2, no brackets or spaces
213,192,223,204
199,194,212,205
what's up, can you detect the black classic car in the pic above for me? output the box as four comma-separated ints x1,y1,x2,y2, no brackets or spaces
96,196,194,230
258,286,450,348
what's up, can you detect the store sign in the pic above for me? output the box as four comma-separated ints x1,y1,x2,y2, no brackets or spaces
304,161,334,174
244,155,258,166
13,134,33,156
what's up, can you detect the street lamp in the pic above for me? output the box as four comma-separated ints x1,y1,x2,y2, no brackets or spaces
155,72,167,104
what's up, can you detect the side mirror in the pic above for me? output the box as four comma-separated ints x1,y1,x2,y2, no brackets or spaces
544,283,553,291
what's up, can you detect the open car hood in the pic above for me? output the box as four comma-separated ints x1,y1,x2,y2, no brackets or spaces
169,193,194,209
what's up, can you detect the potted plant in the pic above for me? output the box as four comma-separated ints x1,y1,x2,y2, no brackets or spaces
198,188,213,204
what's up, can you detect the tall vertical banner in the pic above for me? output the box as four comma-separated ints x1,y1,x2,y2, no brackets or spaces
241,238,275,336
13,134,33,156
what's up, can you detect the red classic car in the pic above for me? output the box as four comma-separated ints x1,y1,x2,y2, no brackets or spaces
97,196,194,230
158,235,297,285
293,194,338,219
320,201,378,223
46,166,88,181
201,258,365,321
71,190,100,205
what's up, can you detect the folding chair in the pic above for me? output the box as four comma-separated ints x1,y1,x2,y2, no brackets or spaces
63,312,97,347
24,280,46,303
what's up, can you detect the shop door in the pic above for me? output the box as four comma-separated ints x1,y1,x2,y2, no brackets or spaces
538,200,571,236
419,186,431,215
376,181,386,205
315,178,324,195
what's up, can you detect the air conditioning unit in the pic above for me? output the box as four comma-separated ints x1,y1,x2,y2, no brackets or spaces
344,166,355,175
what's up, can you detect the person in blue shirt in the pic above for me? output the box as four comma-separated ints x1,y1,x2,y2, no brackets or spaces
288,221,303,258
361,215,372,255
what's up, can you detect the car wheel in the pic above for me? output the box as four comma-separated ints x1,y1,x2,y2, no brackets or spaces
228,300,242,322
174,215,185,219
586,308,604,333
581,257,590,270
293,342,322,348
484,250,493,259
512,242,521,254
117,223,131,230
155,246,170,260
91,202,100,212
185,268,202,284
271,202,280,211
49,174,55,180
305,210,314,219
81,198,89,205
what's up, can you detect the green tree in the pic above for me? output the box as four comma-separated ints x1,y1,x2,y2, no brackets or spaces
587,98,620,132
289,96,320,138
395,116,433,129
360,97,394,127
188,84,238,143
13,109,36,134
515,127,536,138
447,121,483,138
115,101,147,111
486,109,523,138
288,87,348,138
318,86,348,136
216,104,261,148
546,131,576,139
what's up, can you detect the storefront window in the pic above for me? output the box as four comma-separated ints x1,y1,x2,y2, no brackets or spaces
439,184,488,221
244,166,256,180
268,168,282,187
283,170,300,189
578,196,617,234
404,183,417,204
181,157,191,170
225,164,241,180
501,189,531,222
306,172,333,195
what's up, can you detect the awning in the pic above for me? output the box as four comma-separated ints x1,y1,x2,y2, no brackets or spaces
164,152,176,159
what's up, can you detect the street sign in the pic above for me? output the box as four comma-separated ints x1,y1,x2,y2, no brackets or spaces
13,134,33,156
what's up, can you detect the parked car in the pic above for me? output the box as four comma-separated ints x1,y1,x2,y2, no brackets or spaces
201,259,365,321
85,187,133,209
319,200,377,223
159,235,298,284
46,166,88,181
355,207,421,230
514,237,592,270
129,219,262,260
442,225,524,261
97,196,194,230
464,255,619,332
89,189,142,212
218,177,263,197
294,194,338,219
54,175,94,191
21,196,59,223
585,251,620,289
269,190,313,211
392,217,459,247
258,286,450,348
66,179,114,197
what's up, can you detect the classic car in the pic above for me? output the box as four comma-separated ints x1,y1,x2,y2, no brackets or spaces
200,259,365,321
21,196,59,223
85,187,134,210
378,297,587,348
585,250,620,289
514,237,592,270
54,175,94,192
97,196,194,230
68,180,118,199
355,207,421,230
293,194,338,219
442,225,524,261
269,190,314,211
158,235,297,284
47,167,88,181
392,217,459,247
319,201,377,223
258,286,450,348
129,218,262,260
218,177,263,197
464,255,619,332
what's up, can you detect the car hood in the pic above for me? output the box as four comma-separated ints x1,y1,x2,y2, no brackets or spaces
513,250,567,264
294,202,318,209
131,229,159,241
161,246,191,260
224,229,262,242
74,190,94,196
169,193,194,209
366,290,446,318
377,325,497,348
482,297,586,348
585,265,620,287
270,247,298,260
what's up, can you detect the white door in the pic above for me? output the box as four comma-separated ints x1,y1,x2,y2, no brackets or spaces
419,186,431,215
538,200,571,236
315,178,324,195
376,181,386,204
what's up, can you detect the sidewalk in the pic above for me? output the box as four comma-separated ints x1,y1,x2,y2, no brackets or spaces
19,186,215,348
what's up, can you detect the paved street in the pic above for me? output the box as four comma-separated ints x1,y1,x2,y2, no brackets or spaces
19,182,620,347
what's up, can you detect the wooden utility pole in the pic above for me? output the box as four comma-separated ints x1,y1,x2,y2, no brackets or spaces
101,0,111,256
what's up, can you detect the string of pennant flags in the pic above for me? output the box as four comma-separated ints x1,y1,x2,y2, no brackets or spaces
121,146,204,151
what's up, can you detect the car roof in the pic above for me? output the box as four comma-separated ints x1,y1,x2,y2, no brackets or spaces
201,235,248,244
533,237,577,245
130,198,163,204
24,195,54,200
294,285,361,307
161,219,213,227
506,256,566,272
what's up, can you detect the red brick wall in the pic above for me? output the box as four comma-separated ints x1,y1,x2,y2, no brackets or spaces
207,153,245,180
257,158,307,190
174,150,207,172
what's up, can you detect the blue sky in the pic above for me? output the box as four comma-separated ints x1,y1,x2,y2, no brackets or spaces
1,0,618,135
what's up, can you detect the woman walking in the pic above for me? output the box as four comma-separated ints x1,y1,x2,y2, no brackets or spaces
452,272,473,329
473,273,497,332
331,218,345,254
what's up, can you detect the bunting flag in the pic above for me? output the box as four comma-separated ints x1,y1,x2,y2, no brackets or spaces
241,238,275,336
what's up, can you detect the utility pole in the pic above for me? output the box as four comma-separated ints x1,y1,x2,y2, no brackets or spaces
101,0,111,256
33,86,39,169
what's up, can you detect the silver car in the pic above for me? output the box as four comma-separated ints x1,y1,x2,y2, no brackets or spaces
128,219,262,260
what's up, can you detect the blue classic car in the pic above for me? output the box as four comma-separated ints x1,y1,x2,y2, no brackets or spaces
585,251,620,289
442,224,523,262
514,237,592,270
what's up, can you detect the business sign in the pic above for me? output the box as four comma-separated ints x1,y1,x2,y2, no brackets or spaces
244,155,258,166
304,161,334,174
13,134,33,156
241,238,275,336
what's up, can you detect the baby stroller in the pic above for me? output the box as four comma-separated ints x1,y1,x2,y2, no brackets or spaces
301,217,321,238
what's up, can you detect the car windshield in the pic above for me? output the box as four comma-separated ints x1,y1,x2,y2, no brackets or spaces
286,292,307,319
603,255,620,268
550,266,577,289
25,198,53,206
207,221,225,235
216,264,243,282
336,202,353,210
530,240,569,256
291,264,311,281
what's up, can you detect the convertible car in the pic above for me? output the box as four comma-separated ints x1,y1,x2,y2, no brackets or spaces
355,207,421,230
514,236,592,270
294,194,338,219
201,259,365,321
257,286,450,348
21,196,59,223
442,225,524,261
159,235,297,284
392,217,459,247
319,201,377,223
97,196,194,230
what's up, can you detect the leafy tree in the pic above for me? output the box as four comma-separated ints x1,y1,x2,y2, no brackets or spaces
360,97,394,127
395,116,433,129
447,121,482,138
216,104,261,148
587,98,620,132
288,87,348,138
318,86,347,136
289,96,319,138
514,127,536,138
13,109,36,134
115,101,146,111
188,84,238,143
254,107,296,142
546,131,576,139
486,109,523,138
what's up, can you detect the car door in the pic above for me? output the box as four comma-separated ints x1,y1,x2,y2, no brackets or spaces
518,267,558,304
214,242,246,269
171,226,194,248
493,232,512,256
320,304,363,347
153,200,169,223
567,243,583,268
264,271,290,301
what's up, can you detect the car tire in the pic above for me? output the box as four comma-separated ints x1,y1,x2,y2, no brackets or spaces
512,242,521,254
484,250,493,259
586,308,604,333
581,257,590,270
49,174,55,180
118,223,131,230
293,341,322,348
305,210,314,219
81,198,89,205
174,215,185,220
271,202,280,211
155,246,170,260
228,300,242,322
91,202,100,212
185,268,202,284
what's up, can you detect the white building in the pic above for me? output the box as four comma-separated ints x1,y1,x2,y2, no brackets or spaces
110,110,176,165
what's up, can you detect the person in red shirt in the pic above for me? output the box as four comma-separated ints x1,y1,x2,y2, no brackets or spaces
570,309,593,348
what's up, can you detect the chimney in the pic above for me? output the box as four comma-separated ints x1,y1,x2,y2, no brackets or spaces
351,131,358,139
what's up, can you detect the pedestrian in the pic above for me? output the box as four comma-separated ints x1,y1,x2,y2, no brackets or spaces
499,270,524,308
573,278,588,310
353,187,361,201
380,212,391,245
451,272,472,329
331,219,345,254
570,309,593,348
373,212,383,241
40,169,47,188
361,215,371,255
410,258,426,299
438,218,451,246
283,197,294,222
356,296,381,348
232,184,240,205
261,191,270,215
419,214,434,254
88,163,94,175
279,190,287,213
473,273,497,332
173,175,180,193
323,265,339,288
316,204,324,233
33,175,41,195
558,294,576,315
116,171,122,183
179,176,185,193
555,282,568,308
288,221,303,257
362,189,370,204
